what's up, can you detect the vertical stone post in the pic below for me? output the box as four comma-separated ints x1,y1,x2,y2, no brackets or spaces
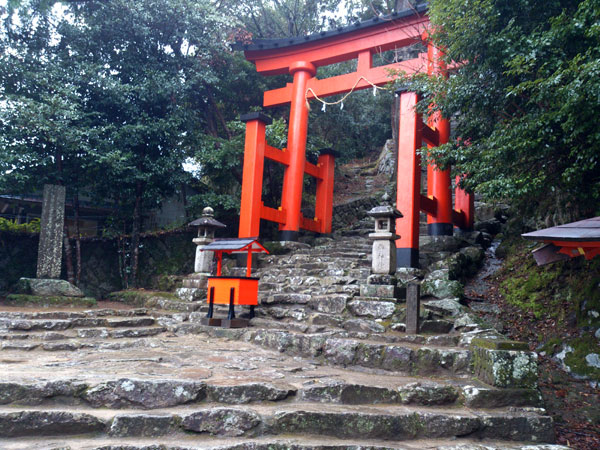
36,184,66,279
406,282,420,334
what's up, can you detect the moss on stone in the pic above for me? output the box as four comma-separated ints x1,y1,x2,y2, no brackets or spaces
5,294,96,307
563,335,600,381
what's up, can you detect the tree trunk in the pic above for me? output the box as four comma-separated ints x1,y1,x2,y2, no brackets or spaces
130,181,143,288
74,192,82,286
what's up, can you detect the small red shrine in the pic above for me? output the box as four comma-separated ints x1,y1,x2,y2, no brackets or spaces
234,5,475,268
200,238,268,328
522,217,600,265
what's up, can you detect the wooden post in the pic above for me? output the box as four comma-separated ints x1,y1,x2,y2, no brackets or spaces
406,282,420,334
239,113,271,239
395,90,422,268
280,61,316,241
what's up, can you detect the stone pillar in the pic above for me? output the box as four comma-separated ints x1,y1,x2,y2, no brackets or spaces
36,184,66,279
406,282,420,334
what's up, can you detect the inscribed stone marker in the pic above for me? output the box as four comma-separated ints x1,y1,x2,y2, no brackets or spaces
36,184,66,279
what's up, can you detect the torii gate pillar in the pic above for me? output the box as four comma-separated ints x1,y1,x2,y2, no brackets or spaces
280,62,316,241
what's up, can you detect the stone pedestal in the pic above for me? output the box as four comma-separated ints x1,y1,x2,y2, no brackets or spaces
370,233,397,274
193,237,214,273
36,184,66,279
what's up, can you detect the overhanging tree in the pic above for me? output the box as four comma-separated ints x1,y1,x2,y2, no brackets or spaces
407,0,600,224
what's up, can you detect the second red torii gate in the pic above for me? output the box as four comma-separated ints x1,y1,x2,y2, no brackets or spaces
234,5,474,268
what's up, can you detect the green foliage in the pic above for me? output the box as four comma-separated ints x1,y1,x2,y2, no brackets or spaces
0,218,40,233
401,0,600,222
5,294,97,307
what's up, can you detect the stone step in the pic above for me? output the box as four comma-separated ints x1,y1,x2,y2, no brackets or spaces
0,405,555,443
1,333,166,351
0,436,570,450
259,283,360,296
0,325,168,342
177,324,471,377
0,308,149,320
0,316,157,333
0,377,542,410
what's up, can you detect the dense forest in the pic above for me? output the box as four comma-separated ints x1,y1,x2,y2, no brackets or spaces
1,0,599,274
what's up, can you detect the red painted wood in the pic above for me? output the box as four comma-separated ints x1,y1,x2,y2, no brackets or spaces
244,15,429,75
239,119,267,238
396,92,422,250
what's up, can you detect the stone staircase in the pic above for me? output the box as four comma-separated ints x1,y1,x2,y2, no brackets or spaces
0,218,568,448
0,303,563,449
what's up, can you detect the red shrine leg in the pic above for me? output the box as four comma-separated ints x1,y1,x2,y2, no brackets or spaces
239,113,271,238
455,174,475,231
396,91,422,268
315,150,336,234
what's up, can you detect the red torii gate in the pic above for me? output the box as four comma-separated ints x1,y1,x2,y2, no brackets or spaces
234,6,474,268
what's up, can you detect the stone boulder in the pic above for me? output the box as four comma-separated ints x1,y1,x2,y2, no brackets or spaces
17,278,84,297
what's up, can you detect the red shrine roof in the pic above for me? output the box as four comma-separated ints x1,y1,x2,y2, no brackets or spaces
232,4,427,53
522,217,600,265
522,217,600,242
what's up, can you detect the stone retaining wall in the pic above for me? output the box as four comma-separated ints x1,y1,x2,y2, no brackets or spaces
0,230,196,298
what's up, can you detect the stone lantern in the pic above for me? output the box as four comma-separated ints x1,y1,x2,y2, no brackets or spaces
367,201,403,275
188,207,226,274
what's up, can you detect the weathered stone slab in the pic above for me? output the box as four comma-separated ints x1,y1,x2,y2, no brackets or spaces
398,382,459,406
359,283,397,298
0,411,104,437
477,415,555,443
270,410,480,440
300,382,398,404
342,319,385,333
323,338,359,366
0,380,86,405
422,279,464,299
424,298,465,317
83,379,206,408
108,414,178,437
109,327,165,338
36,184,66,279
207,383,295,404
309,295,348,314
182,408,261,436
461,385,543,408
471,339,538,389
347,299,396,319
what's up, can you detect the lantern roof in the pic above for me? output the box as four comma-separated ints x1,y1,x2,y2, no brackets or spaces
368,205,403,219
188,217,227,229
